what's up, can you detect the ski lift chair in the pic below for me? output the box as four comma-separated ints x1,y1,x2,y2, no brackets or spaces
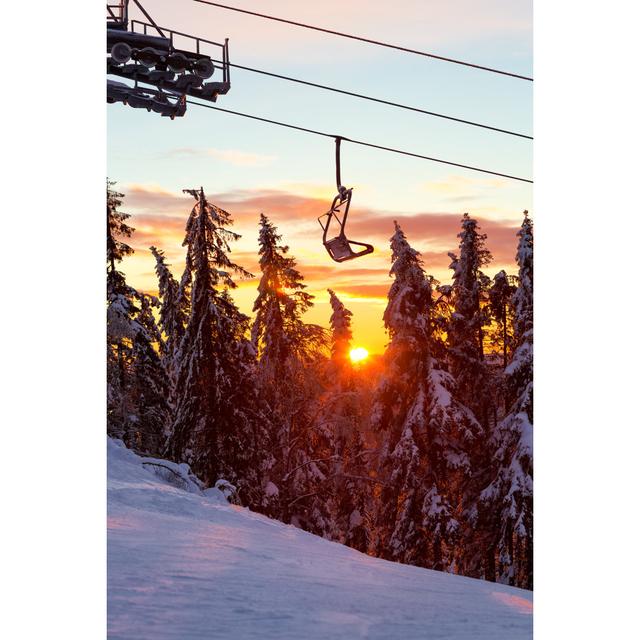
318,138,374,262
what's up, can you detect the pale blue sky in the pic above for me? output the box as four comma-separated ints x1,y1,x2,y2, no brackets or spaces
108,0,532,213
108,0,532,352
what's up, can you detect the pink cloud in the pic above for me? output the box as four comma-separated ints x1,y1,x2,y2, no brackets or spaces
120,184,524,299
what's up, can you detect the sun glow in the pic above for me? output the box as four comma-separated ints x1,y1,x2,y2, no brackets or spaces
349,347,369,364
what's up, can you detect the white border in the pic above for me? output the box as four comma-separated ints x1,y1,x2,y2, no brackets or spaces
535,0,639,637
3,1,639,638
2,2,105,638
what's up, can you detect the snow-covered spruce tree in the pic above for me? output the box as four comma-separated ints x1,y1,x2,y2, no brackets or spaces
447,213,493,429
211,289,272,509
252,214,326,377
128,292,172,454
106,182,169,453
165,188,263,497
107,181,134,289
424,364,482,573
328,288,353,366
107,181,138,440
251,213,330,533
476,211,533,589
369,221,431,564
370,222,481,571
150,246,188,371
315,289,370,551
329,424,370,552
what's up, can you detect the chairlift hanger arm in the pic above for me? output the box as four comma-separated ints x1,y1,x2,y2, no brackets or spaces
334,136,343,193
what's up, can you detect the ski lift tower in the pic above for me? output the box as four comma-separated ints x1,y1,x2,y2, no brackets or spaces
107,1,231,118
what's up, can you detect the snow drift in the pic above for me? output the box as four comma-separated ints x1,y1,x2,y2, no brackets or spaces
108,438,532,639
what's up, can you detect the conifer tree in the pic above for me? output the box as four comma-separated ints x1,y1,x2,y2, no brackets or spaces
128,292,172,454
107,182,170,453
320,290,370,551
107,181,138,439
107,181,134,292
476,212,533,589
370,222,482,570
327,423,370,552
327,289,353,366
252,214,325,378
423,364,482,571
251,213,330,531
165,188,259,491
150,246,188,369
447,213,493,428
512,212,533,349
370,222,431,562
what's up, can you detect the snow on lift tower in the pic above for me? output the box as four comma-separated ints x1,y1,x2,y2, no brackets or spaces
106,1,231,119
318,137,374,262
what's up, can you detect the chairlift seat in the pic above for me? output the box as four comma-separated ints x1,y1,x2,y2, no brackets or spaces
318,188,374,262
324,235,374,262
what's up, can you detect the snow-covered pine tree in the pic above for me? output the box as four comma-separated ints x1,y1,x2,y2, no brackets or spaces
107,181,134,289
512,212,533,356
370,221,481,571
128,292,172,454
369,221,432,565
251,213,330,532
447,213,493,428
107,182,170,453
165,188,260,493
316,289,370,551
371,222,432,564
327,288,353,366
329,424,370,552
423,364,482,572
150,246,188,370
210,288,272,509
252,213,326,377
107,181,138,440
476,211,533,589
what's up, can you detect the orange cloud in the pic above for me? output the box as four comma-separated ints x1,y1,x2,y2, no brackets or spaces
118,182,524,339
346,212,520,266
121,183,522,281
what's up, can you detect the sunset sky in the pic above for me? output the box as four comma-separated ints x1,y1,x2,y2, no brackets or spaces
108,0,532,354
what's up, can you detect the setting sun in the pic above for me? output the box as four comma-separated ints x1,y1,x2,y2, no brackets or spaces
349,347,369,364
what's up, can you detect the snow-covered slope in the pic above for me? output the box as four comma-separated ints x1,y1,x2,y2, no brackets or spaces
108,439,532,639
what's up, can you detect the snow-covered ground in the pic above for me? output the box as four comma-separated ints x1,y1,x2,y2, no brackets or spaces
108,439,532,639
